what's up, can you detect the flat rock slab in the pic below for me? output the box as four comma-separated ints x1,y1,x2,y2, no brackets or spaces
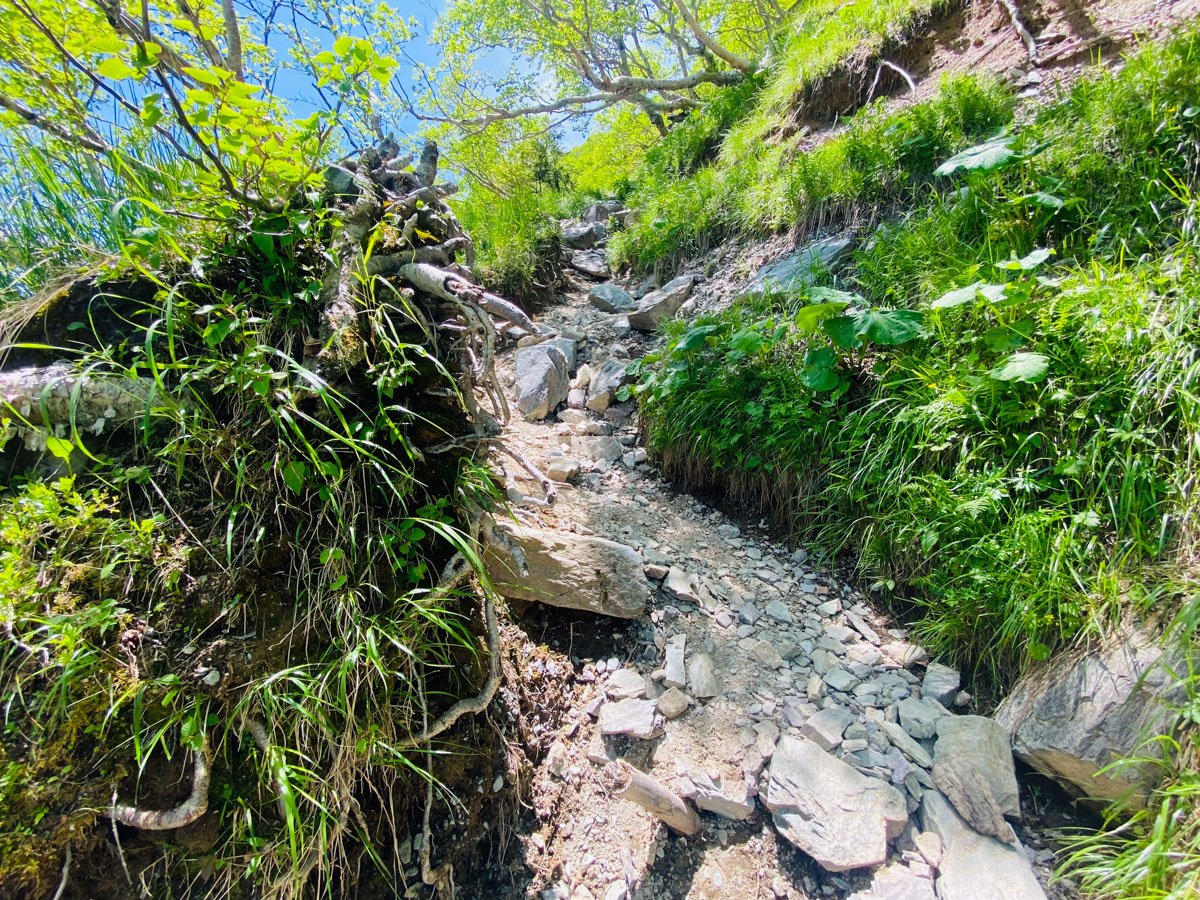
920,791,1047,900
994,629,1180,806
764,737,908,872
627,275,693,331
483,523,649,618
588,283,636,313
599,697,658,739
741,236,853,297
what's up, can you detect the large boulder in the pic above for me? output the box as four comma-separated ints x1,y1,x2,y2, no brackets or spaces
741,236,853,298
482,523,649,618
994,630,1181,807
919,791,1047,900
515,344,569,420
627,275,694,332
588,283,636,313
763,736,907,872
931,716,1021,844
561,221,605,249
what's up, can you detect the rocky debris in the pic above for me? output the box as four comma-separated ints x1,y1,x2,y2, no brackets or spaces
483,524,648,617
657,687,689,719
663,633,687,688
920,791,1047,900
516,343,569,420
605,668,647,700
599,698,659,739
994,629,1181,806
800,706,853,752
562,221,605,249
680,771,755,820
585,359,630,412
588,283,636,313
846,862,937,900
570,249,611,279
898,697,946,740
764,737,908,872
922,663,961,706
627,275,694,331
740,235,853,297
687,652,720,698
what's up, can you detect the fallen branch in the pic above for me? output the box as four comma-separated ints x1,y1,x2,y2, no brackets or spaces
997,0,1040,64
105,735,210,830
600,760,701,835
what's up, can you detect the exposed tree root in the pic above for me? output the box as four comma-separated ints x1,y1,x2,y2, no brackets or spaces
105,735,210,830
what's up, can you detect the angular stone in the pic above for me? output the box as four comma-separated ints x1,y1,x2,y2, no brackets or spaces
764,737,908,872
571,249,610,279
920,791,1046,900
588,282,636,313
483,523,648,618
749,640,784,670
681,771,755,820
800,706,853,751
516,344,569,420
663,633,687,688
932,715,1020,843
994,630,1181,807
898,697,945,740
599,698,658,739
880,720,933,769
688,652,720,698
605,668,646,700
585,359,630,412
922,663,961,706
570,435,624,462
657,687,689,719
627,275,693,331
741,236,853,298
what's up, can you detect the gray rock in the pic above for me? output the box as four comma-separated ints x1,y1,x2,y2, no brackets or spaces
562,221,604,249
932,715,1020,843
570,435,624,462
599,698,658,739
657,686,689,719
681,772,755,820
663,633,687,688
585,359,630,412
627,275,693,331
588,283,636,313
516,344,569,420
922,663,961,706
571,249,610,279
483,523,648,618
688,652,720,698
764,737,908,872
920,791,1046,900
741,236,853,298
880,720,933,769
898,697,945,740
800,706,853,751
994,630,1182,806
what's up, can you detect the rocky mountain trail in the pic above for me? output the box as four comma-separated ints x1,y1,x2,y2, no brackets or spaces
468,232,1071,899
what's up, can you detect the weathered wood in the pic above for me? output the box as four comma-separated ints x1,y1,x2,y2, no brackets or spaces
600,760,701,835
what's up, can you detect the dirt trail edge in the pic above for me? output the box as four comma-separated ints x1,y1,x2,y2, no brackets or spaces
462,257,1069,900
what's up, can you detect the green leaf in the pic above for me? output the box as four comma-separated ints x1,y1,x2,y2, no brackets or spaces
281,459,308,494
794,301,849,334
97,57,137,80
997,247,1054,271
989,352,1050,383
45,436,74,460
934,135,1017,176
824,308,925,349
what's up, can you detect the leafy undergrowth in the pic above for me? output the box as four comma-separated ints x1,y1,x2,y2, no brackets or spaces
0,199,498,897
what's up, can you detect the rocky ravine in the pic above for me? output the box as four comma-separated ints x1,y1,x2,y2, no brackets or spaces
471,207,1063,900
